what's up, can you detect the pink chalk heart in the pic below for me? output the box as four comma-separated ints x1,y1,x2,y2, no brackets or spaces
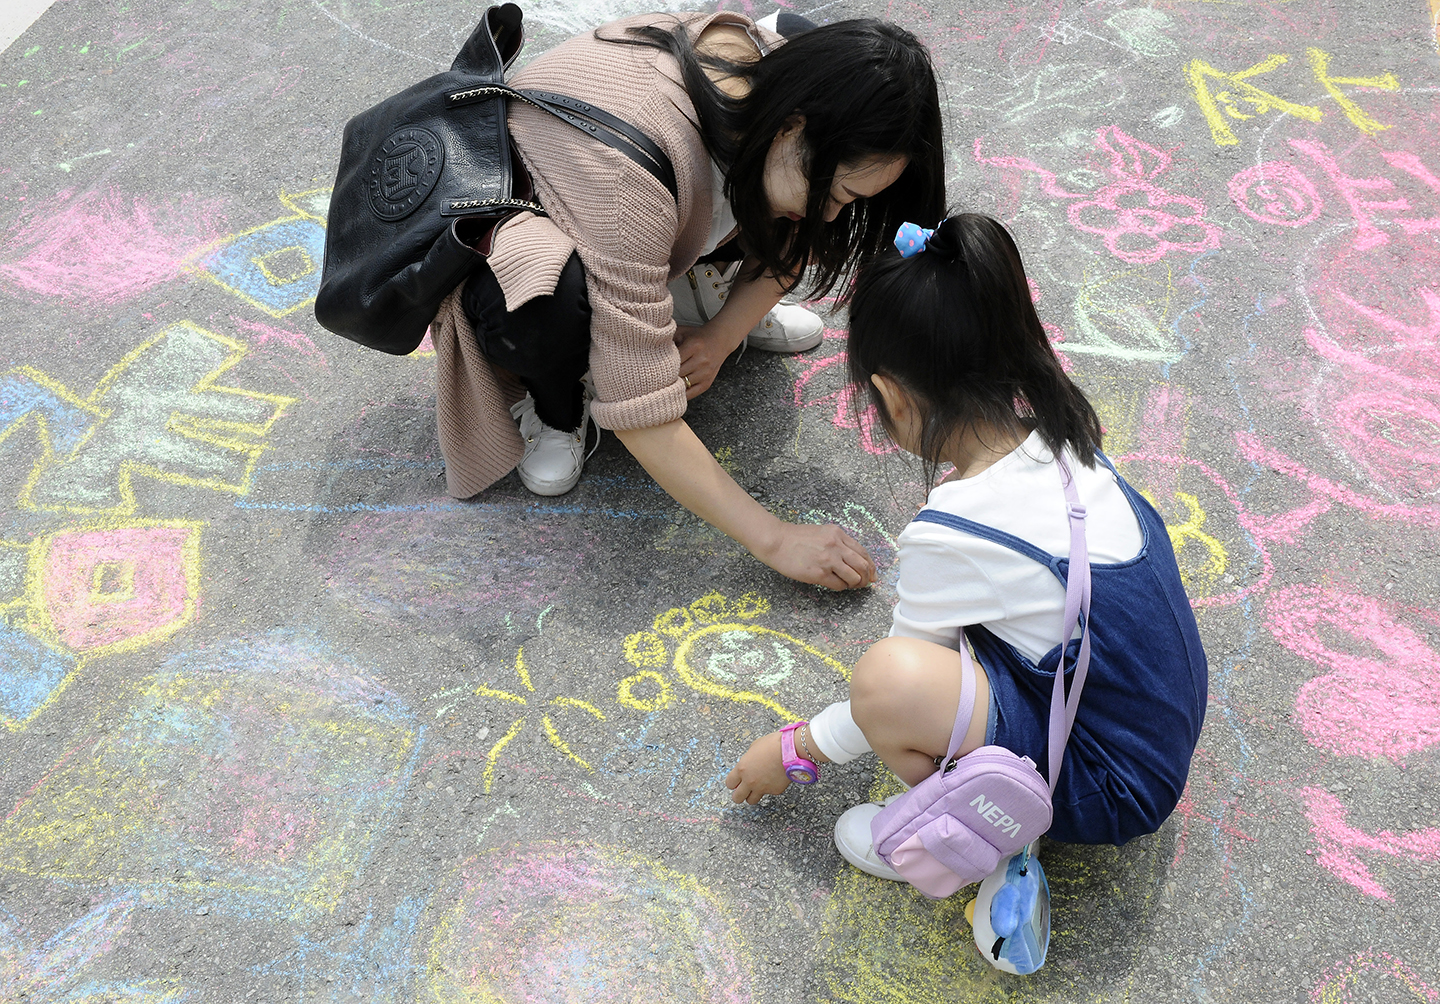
41,524,198,653
1265,585,1440,763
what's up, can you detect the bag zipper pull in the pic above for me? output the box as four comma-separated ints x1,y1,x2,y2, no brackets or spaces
684,268,710,323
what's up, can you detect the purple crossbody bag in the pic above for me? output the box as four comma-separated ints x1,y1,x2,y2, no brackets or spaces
870,457,1094,898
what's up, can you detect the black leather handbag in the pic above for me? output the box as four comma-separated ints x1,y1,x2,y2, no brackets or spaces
315,4,677,355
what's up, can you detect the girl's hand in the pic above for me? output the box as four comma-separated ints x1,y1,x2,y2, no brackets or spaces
675,322,745,399
725,731,791,804
755,521,877,591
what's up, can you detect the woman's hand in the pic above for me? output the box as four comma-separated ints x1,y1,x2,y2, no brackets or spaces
753,521,877,591
613,420,877,590
725,731,791,804
675,321,746,399
675,255,789,399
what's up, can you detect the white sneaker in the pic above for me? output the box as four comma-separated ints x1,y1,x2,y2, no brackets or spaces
668,263,824,354
747,301,824,353
833,802,904,881
510,393,588,496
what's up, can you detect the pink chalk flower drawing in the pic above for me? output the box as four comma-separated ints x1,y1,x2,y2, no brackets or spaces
1264,584,1440,764
975,127,1223,265
1067,128,1223,264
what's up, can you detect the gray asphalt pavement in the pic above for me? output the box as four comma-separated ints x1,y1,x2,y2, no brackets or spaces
1,0,1438,1001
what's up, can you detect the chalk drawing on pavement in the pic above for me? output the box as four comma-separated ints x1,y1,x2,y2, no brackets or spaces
423,843,754,1004
0,637,420,918
12,321,295,516
1309,950,1440,1002
1185,50,1398,147
189,189,330,317
460,591,852,801
0,896,183,1002
625,589,850,721
974,127,1223,267
0,188,225,305
0,518,201,729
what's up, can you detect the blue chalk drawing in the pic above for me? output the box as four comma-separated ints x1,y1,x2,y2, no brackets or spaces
0,621,76,728
255,897,426,1002
0,370,97,457
196,217,328,317
0,897,182,1001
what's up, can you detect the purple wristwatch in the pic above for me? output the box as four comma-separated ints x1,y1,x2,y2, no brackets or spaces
780,721,819,785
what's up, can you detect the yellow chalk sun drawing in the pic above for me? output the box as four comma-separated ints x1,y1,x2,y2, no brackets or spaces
468,591,852,794
621,590,850,721
474,645,607,793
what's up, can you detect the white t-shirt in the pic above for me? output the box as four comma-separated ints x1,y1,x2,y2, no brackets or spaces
889,431,1144,663
699,158,737,256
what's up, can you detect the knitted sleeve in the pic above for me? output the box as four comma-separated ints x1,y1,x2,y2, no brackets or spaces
504,26,712,432
577,148,691,431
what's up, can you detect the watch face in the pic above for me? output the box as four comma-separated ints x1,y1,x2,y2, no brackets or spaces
786,764,818,784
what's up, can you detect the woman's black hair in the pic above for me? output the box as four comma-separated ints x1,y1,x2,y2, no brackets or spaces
847,214,1104,486
602,18,945,300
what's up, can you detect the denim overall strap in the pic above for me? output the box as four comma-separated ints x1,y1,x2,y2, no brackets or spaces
914,458,1093,795
910,511,1068,587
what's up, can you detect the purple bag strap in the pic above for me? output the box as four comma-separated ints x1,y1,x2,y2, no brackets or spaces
1048,454,1092,794
940,455,1092,793
943,636,979,763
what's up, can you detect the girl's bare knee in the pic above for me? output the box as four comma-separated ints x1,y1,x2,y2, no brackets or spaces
851,636,946,732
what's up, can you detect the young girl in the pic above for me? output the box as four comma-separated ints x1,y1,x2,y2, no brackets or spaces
725,214,1207,951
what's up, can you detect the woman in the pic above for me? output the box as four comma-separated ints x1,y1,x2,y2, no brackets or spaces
432,10,944,591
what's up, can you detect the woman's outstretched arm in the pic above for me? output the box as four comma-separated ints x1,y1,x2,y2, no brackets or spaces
614,418,876,590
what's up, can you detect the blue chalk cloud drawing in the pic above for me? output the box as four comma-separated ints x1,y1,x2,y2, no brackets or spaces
191,189,330,317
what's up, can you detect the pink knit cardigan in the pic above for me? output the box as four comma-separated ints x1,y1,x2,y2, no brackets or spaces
433,12,778,498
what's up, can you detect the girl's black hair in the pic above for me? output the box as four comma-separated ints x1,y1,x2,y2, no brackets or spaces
847,214,1103,485
602,18,945,300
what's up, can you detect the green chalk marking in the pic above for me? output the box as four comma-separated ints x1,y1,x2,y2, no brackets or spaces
23,46,39,57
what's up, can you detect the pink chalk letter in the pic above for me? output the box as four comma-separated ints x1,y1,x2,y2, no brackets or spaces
1291,139,1410,251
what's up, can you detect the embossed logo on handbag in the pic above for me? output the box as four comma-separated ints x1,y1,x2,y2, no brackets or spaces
368,126,445,221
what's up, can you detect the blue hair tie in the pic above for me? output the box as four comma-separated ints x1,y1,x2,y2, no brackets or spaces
895,221,936,258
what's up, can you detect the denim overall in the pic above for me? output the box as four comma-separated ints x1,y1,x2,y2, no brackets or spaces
911,456,1208,845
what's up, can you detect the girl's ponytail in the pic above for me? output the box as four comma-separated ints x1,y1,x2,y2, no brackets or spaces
848,214,1102,484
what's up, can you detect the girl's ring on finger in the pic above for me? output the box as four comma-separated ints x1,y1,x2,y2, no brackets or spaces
684,375,693,389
